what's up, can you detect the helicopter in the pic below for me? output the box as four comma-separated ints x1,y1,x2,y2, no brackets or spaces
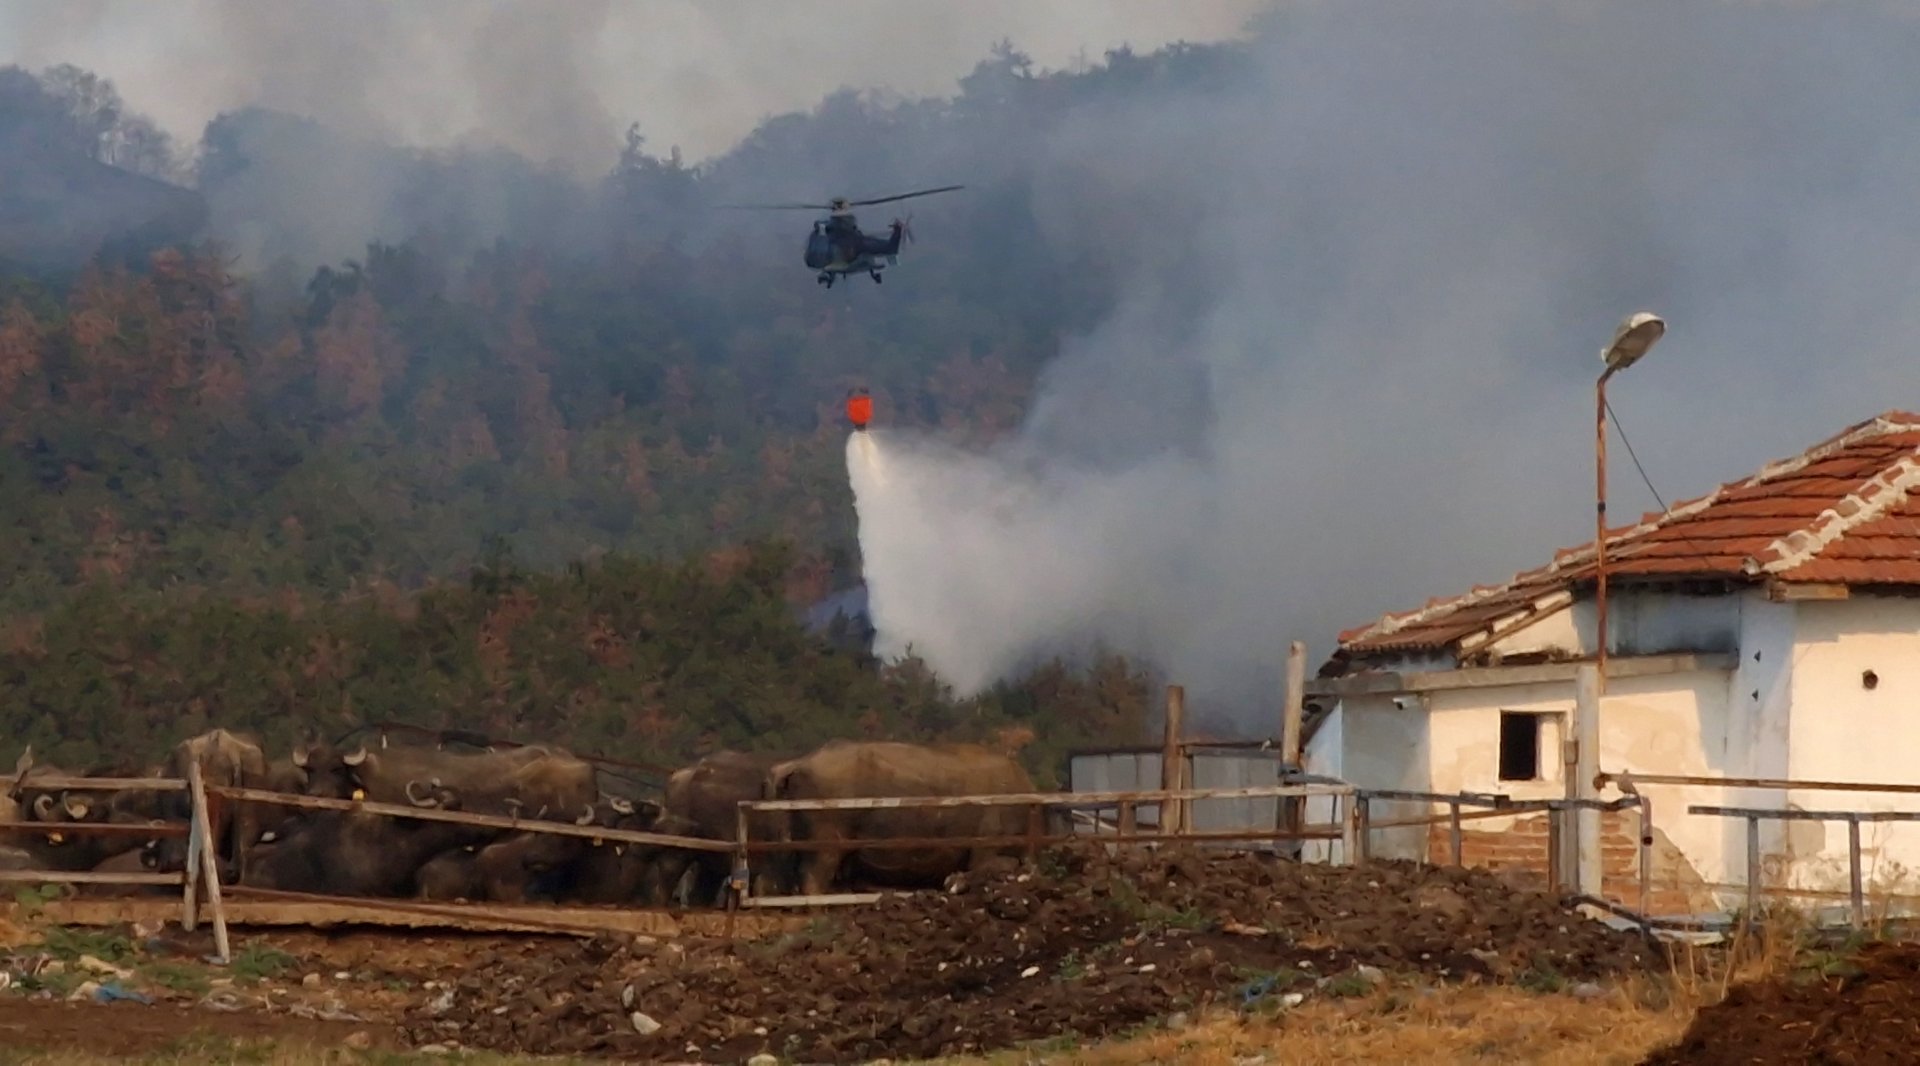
720,185,963,288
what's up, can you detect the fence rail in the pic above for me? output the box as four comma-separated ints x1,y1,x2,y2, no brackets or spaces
1687,803,1920,931
0,767,230,961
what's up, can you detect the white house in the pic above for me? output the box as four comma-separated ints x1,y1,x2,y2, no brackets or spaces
1302,410,1920,917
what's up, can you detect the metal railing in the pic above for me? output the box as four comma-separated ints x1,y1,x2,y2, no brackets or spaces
1688,804,1920,931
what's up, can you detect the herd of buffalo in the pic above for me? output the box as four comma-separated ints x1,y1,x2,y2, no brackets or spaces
0,728,1062,907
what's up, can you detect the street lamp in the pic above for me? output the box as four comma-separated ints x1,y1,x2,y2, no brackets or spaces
1594,312,1665,686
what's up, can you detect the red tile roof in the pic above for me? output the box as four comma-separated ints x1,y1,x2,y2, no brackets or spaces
1337,411,1920,656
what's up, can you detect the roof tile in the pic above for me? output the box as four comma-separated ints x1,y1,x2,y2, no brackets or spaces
1340,410,1920,654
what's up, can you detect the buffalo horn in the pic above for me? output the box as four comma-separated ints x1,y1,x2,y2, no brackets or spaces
342,746,368,767
63,795,91,820
576,805,596,826
32,794,55,820
609,796,635,816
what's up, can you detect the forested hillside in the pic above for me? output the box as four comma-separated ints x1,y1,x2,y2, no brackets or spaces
0,40,1251,767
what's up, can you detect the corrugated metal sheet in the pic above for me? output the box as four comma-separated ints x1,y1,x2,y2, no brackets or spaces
1189,752,1279,831
1067,751,1282,836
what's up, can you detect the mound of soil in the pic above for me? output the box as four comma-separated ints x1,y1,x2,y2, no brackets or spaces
1642,941,1920,1066
405,843,1665,1063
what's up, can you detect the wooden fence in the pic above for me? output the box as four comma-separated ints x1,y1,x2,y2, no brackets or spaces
0,763,231,962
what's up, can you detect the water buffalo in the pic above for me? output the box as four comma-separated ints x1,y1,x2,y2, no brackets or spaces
664,750,793,902
5,749,154,872
412,803,603,904
125,729,275,881
413,798,695,905
764,740,1039,896
572,808,705,906
294,740,597,820
242,783,490,897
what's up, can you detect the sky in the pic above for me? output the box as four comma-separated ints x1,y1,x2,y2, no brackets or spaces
0,0,1266,171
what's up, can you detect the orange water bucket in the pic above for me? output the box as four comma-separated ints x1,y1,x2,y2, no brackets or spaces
846,391,873,429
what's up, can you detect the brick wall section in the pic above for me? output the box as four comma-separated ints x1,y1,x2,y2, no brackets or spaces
1425,811,1703,916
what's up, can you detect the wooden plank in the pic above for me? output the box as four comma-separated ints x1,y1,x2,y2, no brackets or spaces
0,821,187,837
0,775,186,792
187,761,232,963
741,893,884,908
1769,581,1850,601
18,894,804,939
0,870,181,886
1303,652,1738,697
1282,641,1307,767
1162,684,1186,837
207,785,734,853
747,783,1349,813
738,826,1340,852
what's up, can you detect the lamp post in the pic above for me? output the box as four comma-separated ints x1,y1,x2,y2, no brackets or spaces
1594,312,1666,689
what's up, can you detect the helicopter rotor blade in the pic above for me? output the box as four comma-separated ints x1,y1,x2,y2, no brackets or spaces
846,184,964,208
712,202,832,211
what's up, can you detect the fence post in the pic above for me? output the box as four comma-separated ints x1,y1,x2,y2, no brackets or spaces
186,761,231,964
1339,792,1357,866
1546,807,1563,892
1848,816,1864,931
1353,794,1372,863
733,801,753,905
180,796,201,933
1744,815,1760,931
1162,685,1186,838
1638,796,1652,918
1448,801,1464,867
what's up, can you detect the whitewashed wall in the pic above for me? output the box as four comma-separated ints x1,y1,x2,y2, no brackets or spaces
1780,595,1920,900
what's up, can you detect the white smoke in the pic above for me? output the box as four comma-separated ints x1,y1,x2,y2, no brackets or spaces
849,1,1920,724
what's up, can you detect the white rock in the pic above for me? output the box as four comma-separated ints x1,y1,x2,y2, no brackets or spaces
1020,966,1040,978
334,971,352,981
631,1011,662,1035
621,984,636,1009
301,973,322,989
1138,964,1156,974
417,1044,450,1056
1355,964,1387,986
1279,992,1306,1009
1167,1012,1190,1030
1571,982,1606,1001
747,1055,780,1066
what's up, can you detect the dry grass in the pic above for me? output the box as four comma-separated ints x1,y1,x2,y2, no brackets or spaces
943,978,1693,1066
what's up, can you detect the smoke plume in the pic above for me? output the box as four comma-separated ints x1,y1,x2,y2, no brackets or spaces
847,1,1920,728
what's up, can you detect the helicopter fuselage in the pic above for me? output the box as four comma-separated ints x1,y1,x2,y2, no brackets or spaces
804,214,905,286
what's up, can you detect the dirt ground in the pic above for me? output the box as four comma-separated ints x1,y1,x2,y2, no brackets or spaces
1638,940,1920,1066
405,843,1667,1063
0,843,1674,1063
0,999,395,1058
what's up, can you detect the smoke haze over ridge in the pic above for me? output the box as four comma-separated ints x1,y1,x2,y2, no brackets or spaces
9,1,1920,735
0,0,1265,170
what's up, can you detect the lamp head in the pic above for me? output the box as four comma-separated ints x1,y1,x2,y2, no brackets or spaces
1602,312,1665,372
